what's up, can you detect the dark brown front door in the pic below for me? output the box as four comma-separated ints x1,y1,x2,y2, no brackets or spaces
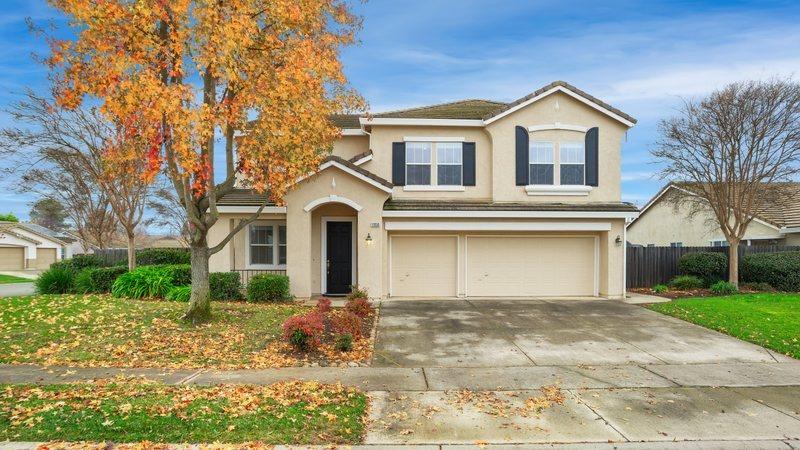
326,221,352,295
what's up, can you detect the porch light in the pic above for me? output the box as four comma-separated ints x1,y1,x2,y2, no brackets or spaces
615,235,622,244
365,233,373,245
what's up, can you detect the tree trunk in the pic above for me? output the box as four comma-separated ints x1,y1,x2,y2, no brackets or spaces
182,242,212,324
728,240,740,286
127,233,136,270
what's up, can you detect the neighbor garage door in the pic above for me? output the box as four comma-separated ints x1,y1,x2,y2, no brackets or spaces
390,235,457,297
0,247,25,270
34,248,57,269
466,236,597,297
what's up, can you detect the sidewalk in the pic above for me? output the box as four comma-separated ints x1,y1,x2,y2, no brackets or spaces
2,362,799,447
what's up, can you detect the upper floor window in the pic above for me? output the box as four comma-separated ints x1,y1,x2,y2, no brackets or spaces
670,242,683,248
406,141,463,187
436,142,463,186
529,141,554,185
559,141,585,185
405,142,431,185
248,221,287,268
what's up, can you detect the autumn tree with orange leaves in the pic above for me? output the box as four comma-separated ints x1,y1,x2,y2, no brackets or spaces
44,0,365,323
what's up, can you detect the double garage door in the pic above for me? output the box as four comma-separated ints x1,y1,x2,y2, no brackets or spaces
390,235,597,298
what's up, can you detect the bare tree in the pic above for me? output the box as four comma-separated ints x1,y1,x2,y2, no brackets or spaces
0,91,150,269
653,78,800,285
147,183,191,247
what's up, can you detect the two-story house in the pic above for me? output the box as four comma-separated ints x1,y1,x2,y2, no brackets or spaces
208,81,639,300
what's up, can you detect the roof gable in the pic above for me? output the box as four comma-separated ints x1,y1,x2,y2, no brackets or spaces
483,81,636,127
373,99,507,120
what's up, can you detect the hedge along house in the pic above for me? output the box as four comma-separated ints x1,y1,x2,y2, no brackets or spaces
209,81,640,299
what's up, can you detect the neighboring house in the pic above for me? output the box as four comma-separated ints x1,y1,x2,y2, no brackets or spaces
209,81,639,300
627,182,800,247
0,222,70,270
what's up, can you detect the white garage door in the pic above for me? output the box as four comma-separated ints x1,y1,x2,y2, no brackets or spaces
466,236,597,297
391,235,457,297
0,247,25,270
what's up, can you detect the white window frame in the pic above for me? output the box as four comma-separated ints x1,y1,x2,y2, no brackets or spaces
404,141,466,191
559,140,586,185
405,142,432,187
245,220,287,269
670,242,683,248
528,140,555,185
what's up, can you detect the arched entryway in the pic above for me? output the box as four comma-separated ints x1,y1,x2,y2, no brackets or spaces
307,202,359,296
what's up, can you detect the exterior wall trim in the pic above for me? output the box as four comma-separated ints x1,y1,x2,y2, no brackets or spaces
317,160,394,194
321,216,357,295
217,206,287,214
781,227,800,234
403,136,466,142
383,210,639,219
303,194,364,212
528,123,590,132
525,185,593,196
341,129,367,136
403,185,466,192
360,118,484,127
384,220,612,231
352,154,373,166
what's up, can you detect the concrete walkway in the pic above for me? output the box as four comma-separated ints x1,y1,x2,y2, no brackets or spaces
0,282,35,297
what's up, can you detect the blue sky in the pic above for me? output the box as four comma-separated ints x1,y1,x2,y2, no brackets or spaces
2,0,800,222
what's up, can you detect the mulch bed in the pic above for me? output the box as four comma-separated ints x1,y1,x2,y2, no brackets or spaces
629,286,764,299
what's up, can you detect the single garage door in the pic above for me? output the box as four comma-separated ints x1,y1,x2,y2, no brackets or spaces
466,236,597,297
35,248,57,269
0,247,25,270
391,235,457,297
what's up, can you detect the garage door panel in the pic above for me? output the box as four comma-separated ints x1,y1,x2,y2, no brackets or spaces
467,236,596,297
35,248,57,270
0,247,25,270
391,236,457,297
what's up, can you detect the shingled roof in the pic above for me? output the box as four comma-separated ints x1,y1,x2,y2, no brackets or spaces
217,189,275,207
373,99,508,120
330,114,362,129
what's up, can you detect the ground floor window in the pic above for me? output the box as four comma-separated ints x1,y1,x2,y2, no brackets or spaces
247,221,287,268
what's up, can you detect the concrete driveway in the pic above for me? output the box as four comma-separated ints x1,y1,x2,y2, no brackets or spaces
373,298,788,367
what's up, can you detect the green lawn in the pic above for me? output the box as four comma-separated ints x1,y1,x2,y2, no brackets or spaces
0,294,308,368
0,380,367,444
648,293,800,359
0,274,31,284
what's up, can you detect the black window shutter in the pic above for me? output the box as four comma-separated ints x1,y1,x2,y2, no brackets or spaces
585,127,599,187
392,142,405,186
515,126,529,186
462,142,476,186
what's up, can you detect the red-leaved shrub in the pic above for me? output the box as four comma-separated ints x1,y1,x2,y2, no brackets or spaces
281,312,325,351
316,296,332,313
330,311,363,338
344,297,373,318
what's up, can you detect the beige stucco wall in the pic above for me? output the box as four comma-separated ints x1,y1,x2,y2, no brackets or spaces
486,91,627,203
627,191,783,246
208,213,287,272
284,166,390,299
362,125,493,200
785,233,800,246
331,135,369,161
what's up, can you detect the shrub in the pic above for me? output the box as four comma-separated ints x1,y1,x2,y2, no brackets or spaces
668,275,705,290
282,312,324,351
344,297,374,318
111,265,178,299
741,251,800,292
209,272,243,300
330,311,362,338
335,333,354,352
73,269,94,294
651,284,668,294
709,280,738,295
678,252,727,284
346,285,369,301
87,266,128,293
247,274,290,302
166,285,192,302
316,297,332,314
136,248,190,266
35,266,74,294
162,264,191,285
740,281,775,292
69,254,106,271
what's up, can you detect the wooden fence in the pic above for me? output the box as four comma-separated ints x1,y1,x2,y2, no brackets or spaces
626,245,800,288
